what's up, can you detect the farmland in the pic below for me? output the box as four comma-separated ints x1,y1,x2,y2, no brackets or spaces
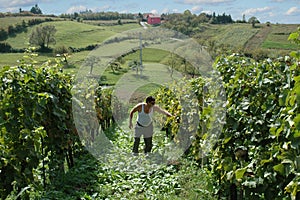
0,14,300,199
0,16,298,68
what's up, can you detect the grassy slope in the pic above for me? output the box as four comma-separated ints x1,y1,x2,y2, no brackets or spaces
193,23,259,48
261,24,299,50
5,21,139,49
0,16,63,30
0,20,140,67
193,23,299,51
2,16,299,51
0,17,299,69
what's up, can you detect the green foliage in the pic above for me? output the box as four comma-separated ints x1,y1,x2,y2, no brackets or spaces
34,149,216,200
0,49,79,199
288,27,300,59
162,11,233,36
1,19,299,200
152,77,221,160
59,11,135,21
30,4,42,15
54,45,72,64
212,52,299,199
248,16,260,28
29,24,57,50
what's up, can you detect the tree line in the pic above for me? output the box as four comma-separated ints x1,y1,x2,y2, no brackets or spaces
59,11,135,21
0,18,54,53
162,9,257,36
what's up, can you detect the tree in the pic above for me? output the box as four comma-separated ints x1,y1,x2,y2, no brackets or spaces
242,14,246,22
248,16,260,28
29,25,56,50
84,56,100,74
30,4,42,14
128,60,140,74
54,46,71,64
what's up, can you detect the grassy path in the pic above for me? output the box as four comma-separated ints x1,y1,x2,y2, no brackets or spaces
40,125,216,199
244,25,272,51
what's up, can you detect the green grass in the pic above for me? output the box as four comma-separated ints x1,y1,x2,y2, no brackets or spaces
1,16,299,71
137,83,162,94
193,23,259,48
261,24,299,50
124,48,170,63
100,68,130,85
0,16,62,29
5,21,112,49
0,53,24,66
4,20,140,49
1,20,141,68
261,40,299,50
211,24,259,48
0,50,90,72
0,52,54,67
101,23,140,33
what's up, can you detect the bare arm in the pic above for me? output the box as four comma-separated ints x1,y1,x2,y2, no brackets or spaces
129,103,142,129
153,105,173,117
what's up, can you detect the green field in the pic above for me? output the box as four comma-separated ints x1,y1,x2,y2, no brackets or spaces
5,20,140,49
0,19,141,71
124,48,170,63
0,16,63,29
196,24,259,48
0,16,299,70
1,15,300,200
193,23,299,51
262,24,299,50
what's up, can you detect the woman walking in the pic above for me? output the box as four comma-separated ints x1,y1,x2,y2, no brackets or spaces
129,96,172,154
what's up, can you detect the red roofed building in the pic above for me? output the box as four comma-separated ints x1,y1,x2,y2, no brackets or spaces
147,14,161,25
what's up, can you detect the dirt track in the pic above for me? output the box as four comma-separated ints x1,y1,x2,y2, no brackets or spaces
244,25,272,51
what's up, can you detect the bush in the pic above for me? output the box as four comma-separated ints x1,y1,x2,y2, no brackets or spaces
0,42,12,52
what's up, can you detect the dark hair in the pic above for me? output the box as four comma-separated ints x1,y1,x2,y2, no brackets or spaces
145,96,155,103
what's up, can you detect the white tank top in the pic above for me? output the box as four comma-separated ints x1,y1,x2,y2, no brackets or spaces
137,104,153,126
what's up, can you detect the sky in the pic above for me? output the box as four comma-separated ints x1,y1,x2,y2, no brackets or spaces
0,0,299,24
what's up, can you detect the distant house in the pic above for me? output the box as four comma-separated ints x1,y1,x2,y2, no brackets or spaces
143,13,152,19
147,14,161,25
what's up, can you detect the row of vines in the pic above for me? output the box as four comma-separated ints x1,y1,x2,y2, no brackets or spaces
214,29,299,199
0,51,117,199
153,28,300,199
0,28,299,199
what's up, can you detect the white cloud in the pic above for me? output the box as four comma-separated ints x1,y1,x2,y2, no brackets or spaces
0,0,52,9
201,10,212,15
119,10,129,13
66,5,112,14
191,6,203,13
162,8,170,14
93,5,111,12
285,7,300,15
151,9,159,14
177,0,235,4
243,7,272,16
268,12,275,17
0,0,53,12
66,5,87,14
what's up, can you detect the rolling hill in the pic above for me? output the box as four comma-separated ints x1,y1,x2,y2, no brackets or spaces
0,16,299,68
